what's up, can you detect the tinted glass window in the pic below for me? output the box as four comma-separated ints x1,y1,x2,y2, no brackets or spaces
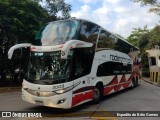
150,57,156,66
71,48,94,79
78,21,100,46
35,20,80,46
97,29,115,49
28,51,72,81
114,39,137,54
97,62,131,76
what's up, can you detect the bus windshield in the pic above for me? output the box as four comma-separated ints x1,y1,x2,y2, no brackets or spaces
36,20,80,46
27,51,72,83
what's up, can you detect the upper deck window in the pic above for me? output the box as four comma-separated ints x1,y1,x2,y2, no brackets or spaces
35,20,80,46
97,29,115,49
78,21,100,46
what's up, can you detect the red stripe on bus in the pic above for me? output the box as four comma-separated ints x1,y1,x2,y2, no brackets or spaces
119,74,126,83
114,84,122,92
108,75,118,86
73,86,94,94
127,74,134,82
123,81,131,88
72,90,94,107
103,86,115,95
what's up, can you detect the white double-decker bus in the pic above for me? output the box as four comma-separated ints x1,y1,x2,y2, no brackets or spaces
8,19,141,109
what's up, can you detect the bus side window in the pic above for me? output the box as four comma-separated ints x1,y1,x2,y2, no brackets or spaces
78,21,99,46
97,62,113,76
74,60,83,76
97,61,132,76
97,29,114,49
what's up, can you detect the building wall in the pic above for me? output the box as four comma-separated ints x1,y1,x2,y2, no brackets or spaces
146,49,160,82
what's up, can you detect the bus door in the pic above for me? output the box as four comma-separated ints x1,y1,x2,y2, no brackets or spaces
71,48,94,107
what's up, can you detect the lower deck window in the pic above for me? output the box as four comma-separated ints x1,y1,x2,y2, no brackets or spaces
97,61,131,76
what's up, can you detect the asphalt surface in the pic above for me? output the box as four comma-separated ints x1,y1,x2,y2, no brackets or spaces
0,79,160,120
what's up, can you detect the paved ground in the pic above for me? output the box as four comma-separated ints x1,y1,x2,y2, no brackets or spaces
0,79,160,120
142,77,160,87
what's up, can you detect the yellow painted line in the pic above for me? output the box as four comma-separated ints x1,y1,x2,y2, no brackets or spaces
91,113,118,120
89,106,117,120
150,72,152,81
158,72,160,82
154,72,156,82
156,72,158,82
153,72,154,82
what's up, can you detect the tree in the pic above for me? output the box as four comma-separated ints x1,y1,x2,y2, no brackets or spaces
0,0,49,84
35,0,71,19
128,28,150,77
0,0,72,86
148,25,160,47
0,0,49,43
132,0,160,16
127,25,160,77
127,25,149,47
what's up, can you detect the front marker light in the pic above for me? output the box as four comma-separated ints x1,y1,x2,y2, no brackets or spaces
57,99,66,104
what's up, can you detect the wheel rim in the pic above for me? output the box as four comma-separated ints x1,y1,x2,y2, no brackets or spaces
94,88,100,100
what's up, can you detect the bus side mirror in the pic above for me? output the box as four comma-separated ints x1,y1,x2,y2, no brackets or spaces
8,43,32,59
61,40,93,59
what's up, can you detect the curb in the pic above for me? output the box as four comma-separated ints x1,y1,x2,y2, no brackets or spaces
0,86,21,93
142,78,160,87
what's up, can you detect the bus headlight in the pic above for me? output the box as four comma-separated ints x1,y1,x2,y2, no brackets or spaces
22,84,28,90
55,85,73,94
55,89,65,94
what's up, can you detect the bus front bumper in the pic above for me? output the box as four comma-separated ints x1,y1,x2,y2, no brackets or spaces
22,88,72,109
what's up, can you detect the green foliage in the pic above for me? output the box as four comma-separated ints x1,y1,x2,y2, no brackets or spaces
127,25,160,77
148,25,160,47
46,0,71,19
0,0,49,84
127,25,160,50
0,0,49,44
0,0,72,45
127,25,149,47
132,0,157,5
0,0,72,85
131,0,160,16
34,0,71,19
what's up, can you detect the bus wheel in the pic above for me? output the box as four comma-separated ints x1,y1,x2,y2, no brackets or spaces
136,77,139,86
131,78,136,88
92,86,102,104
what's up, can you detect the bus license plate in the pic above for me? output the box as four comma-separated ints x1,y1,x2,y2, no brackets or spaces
35,100,43,106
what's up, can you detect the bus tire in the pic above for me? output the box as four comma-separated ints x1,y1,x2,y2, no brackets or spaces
136,77,139,86
92,85,102,104
131,78,136,88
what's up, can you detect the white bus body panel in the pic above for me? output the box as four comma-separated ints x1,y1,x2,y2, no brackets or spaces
91,50,132,81
72,75,94,107
22,80,73,109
